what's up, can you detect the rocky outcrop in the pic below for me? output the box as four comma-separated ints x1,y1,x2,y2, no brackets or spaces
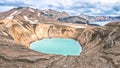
9,21,38,47
7,19,84,47
0,15,86,47
35,23,83,39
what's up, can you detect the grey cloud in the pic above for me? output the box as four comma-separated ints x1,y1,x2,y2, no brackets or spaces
0,0,31,7
0,0,120,16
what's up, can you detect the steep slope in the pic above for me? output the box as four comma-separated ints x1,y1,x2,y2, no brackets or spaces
0,18,86,47
0,7,59,24
0,7,90,25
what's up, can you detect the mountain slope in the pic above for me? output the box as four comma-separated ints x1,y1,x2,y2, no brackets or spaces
0,7,90,25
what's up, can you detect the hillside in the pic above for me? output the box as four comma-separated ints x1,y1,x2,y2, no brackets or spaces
0,7,93,25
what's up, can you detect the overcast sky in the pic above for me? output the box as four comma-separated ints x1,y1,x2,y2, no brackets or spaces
0,0,120,16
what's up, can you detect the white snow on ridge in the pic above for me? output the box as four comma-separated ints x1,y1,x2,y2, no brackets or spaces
29,20,38,24
38,13,40,17
34,20,38,23
24,16,29,21
6,11,18,19
7,16,14,19
71,26,86,28
43,10,47,14
29,8,35,13
17,11,21,14
23,16,38,24
10,11,18,16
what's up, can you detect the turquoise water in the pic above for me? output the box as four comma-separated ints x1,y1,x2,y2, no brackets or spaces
30,38,82,56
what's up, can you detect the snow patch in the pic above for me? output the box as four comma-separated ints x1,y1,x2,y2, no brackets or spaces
23,16,38,24
64,24,86,28
17,11,21,14
6,10,19,19
29,8,35,13
10,11,18,16
7,16,14,19
71,26,86,28
2,31,8,36
6,11,18,19
43,10,47,14
29,20,38,24
38,13,40,17
34,20,38,23
24,16,29,21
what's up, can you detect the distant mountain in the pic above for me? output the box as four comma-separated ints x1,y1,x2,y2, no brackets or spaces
58,16,89,24
0,7,89,25
0,7,59,24
0,7,69,21
0,7,119,26
79,14,120,22
42,9,69,19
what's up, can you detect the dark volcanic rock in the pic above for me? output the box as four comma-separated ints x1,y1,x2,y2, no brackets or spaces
79,14,120,22
58,16,89,24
